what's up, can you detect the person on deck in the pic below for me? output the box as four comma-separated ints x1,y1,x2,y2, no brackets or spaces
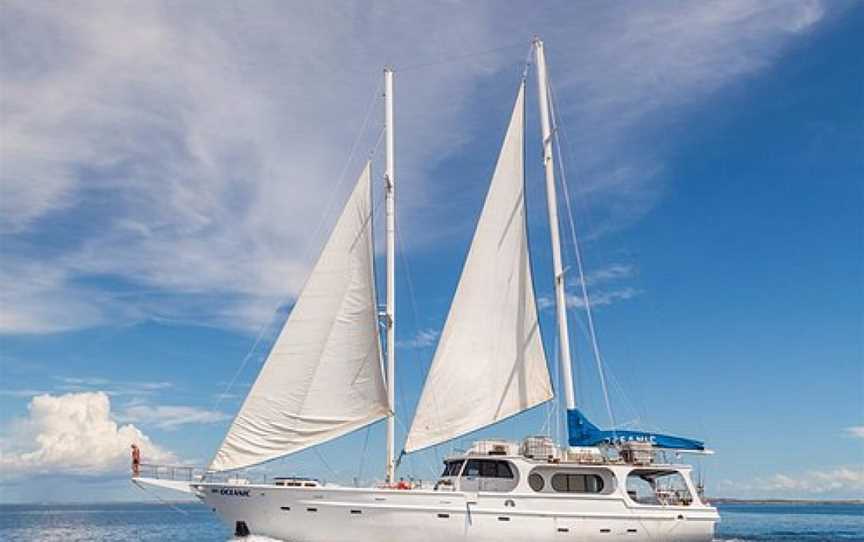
131,444,141,476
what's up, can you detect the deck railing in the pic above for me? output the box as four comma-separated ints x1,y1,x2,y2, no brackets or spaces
134,463,271,485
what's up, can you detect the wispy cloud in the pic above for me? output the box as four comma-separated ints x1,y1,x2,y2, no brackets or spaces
0,389,50,398
845,426,864,439
0,1,836,335
0,377,175,402
397,328,440,349
723,465,864,498
539,262,641,310
577,264,635,286
52,376,173,397
539,287,642,311
566,287,643,309
116,404,230,430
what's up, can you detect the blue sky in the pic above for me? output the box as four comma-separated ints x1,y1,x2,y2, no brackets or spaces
1,1,861,503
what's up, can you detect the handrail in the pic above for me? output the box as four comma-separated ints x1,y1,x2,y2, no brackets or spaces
133,463,271,485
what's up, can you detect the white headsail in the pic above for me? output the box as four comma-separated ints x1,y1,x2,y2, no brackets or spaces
210,164,389,472
405,83,553,453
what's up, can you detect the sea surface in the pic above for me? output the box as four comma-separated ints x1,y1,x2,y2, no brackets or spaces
0,501,860,541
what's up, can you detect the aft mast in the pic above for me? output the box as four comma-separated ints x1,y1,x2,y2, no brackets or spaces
533,39,577,417
531,39,706,453
384,67,397,483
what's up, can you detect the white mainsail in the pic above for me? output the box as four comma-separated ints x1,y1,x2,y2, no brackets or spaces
210,163,389,472
405,84,553,453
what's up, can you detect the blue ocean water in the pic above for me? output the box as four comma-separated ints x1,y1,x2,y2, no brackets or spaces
0,502,860,541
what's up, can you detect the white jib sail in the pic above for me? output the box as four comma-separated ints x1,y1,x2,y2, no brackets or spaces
210,163,389,472
405,83,553,453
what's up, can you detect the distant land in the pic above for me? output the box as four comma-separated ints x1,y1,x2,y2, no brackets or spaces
711,498,864,505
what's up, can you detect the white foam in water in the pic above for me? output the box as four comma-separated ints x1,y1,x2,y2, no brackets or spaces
228,537,287,542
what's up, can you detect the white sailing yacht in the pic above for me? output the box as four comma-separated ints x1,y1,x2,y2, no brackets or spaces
134,39,719,542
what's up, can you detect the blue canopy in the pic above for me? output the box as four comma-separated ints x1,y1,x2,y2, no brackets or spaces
567,409,705,451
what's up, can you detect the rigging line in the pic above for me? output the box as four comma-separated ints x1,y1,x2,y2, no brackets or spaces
314,448,337,481
212,79,384,412
521,43,535,82
394,230,444,479
394,412,439,481
546,72,617,431
357,424,372,485
132,481,190,516
567,303,636,425
542,71,602,248
604,356,647,430
305,79,385,255
393,235,418,424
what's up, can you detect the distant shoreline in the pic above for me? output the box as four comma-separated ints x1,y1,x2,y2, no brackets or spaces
711,498,863,505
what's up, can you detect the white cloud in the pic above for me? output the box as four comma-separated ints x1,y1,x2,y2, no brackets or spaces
539,286,642,311
578,264,635,286
0,1,836,334
725,466,864,498
397,328,440,349
845,426,864,439
117,404,230,430
52,376,174,397
0,377,174,404
0,392,175,477
0,389,50,398
566,287,642,309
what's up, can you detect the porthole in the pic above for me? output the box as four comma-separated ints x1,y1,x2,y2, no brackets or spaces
528,472,545,492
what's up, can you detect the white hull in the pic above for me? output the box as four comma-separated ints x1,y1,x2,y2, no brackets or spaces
198,483,717,542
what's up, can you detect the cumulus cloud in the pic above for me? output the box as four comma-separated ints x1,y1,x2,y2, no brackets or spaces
0,392,175,477
724,466,864,498
0,1,838,334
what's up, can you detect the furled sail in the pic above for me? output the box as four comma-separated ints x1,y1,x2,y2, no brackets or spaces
405,84,553,453
210,164,389,472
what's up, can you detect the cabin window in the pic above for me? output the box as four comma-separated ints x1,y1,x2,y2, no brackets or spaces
626,470,693,506
498,462,514,478
528,473,545,492
463,459,514,479
441,460,464,477
551,473,604,493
